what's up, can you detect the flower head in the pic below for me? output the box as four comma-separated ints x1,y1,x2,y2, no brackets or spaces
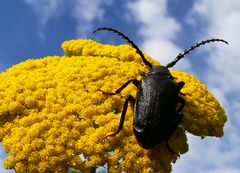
0,39,227,172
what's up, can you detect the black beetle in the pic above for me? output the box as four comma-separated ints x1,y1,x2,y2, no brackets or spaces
93,27,228,153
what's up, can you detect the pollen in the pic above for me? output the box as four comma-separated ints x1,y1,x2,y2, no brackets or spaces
0,39,227,172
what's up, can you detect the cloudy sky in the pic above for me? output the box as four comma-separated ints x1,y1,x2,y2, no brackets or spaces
0,0,240,172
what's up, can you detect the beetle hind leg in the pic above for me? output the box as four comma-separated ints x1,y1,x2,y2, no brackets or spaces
105,95,135,138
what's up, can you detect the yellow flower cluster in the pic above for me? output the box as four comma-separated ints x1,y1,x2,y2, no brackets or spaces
0,39,227,173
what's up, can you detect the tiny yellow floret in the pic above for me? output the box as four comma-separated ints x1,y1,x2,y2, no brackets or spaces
0,39,227,173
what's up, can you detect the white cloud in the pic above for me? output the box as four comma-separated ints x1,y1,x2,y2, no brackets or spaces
23,0,64,40
23,0,64,26
70,0,113,37
188,0,240,96
174,132,240,173
202,170,240,173
22,0,113,38
126,0,191,71
174,1,240,173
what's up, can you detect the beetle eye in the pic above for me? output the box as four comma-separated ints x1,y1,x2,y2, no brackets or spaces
163,73,174,79
140,71,146,76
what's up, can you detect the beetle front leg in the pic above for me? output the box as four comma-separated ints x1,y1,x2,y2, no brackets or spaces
101,79,139,95
177,81,186,96
105,95,135,137
177,81,185,89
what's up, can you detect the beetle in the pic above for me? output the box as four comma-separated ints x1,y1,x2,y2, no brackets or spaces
93,27,228,153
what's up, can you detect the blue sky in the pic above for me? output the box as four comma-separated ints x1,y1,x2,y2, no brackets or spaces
0,0,240,173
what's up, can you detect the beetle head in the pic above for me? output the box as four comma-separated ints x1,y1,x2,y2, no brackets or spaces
150,66,174,79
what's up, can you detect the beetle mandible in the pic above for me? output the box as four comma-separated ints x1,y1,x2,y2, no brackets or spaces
93,27,228,153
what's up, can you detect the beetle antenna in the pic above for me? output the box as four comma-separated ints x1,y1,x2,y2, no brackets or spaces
93,27,153,68
165,38,228,68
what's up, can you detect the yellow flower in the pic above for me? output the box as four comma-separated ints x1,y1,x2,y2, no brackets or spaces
0,39,227,173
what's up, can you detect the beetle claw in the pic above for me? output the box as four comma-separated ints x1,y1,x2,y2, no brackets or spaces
105,132,119,138
98,89,116,95
179,92,186,96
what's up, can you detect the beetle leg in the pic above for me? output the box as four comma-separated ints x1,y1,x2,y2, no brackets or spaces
177,81,186,96
101,79,139,95
105,95,135,138
164,97,185,156
169,97,184,139
164,111,183,157
164,112,183,157
177,81,185,89
176,96,185,113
